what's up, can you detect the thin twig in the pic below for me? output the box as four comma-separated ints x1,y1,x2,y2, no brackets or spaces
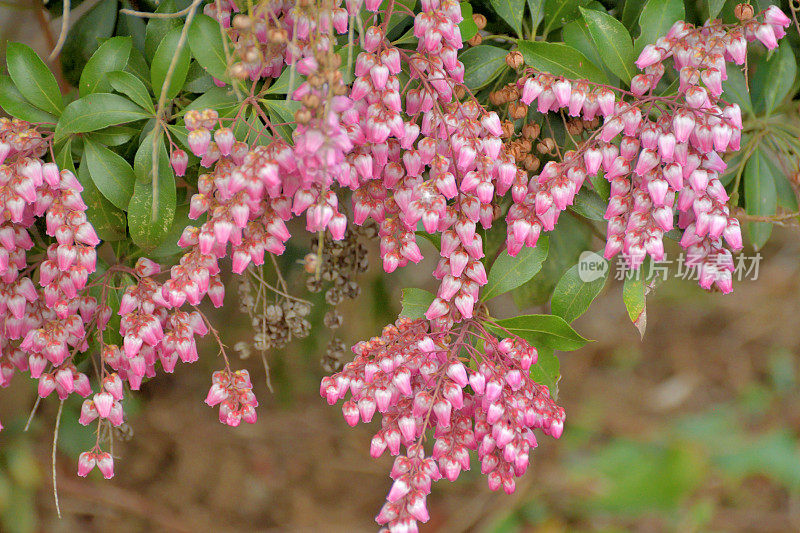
47,0,70,61
24,396,42,432
120,4,197,18
151,0,204,219
53,400,64,518
215,0,242,100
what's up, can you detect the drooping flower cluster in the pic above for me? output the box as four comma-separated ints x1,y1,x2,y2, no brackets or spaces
321,317,564,532
509,8,789,292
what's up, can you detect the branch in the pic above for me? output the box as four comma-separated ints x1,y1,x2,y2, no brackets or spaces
151,0,204,219
47,0,70,61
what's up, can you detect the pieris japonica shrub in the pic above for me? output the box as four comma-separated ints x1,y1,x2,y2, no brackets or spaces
1,0,798,530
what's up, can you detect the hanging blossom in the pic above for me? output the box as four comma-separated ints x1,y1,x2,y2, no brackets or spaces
508,6,790,293
320,317,563,532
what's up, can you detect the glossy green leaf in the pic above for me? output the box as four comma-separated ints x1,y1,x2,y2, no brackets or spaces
57,93,150,137
634,0,684,53
87,126,138,147
562,20,604,77
144,0,180,61
0,76,58,124
188,14,230,83
482,238,549,301
752,42,797,115
459,3,479,42
83,137,136,210
542,0,588,36
622,265,648,338
707,0,726,19
528,0,545,35
264,99,301,131
400,288,435,319
513,216,592,308
721,65,753,116
108,70,155,113
128,132,177,249
551,253,608,323
181,86,239,115
530,347,560,397
5,42,64,115
60,0,118,86
744,147,777,250
148,205,204,258
580,8,636,83
382,0,417,39
621,0,646,30
151,26,192,101
571,189,607,220
490,0,526,37
79,37,132,96
518,41,608,83
460,45,509,91
57,141,127,242
489,314,590,351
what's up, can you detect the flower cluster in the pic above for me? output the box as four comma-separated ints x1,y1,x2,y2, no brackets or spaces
510,8,789,293
321,317,564,532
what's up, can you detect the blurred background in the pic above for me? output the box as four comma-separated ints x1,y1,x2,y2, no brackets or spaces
2,2,800,532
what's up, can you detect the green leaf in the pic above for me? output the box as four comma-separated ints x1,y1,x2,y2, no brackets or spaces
580,8,636,83
634,0,684,54
530,347,560,397
148,205,204,258
482,238,549,301
5,42,64,115
83,137,136,210
57,141,127,242
108,70,155,113
181,86,239,115
571,188,607,220
562,20,604,77
518,41,608,83
400,288,435,319
513,215,591,308
188,14,231,83
621,0,646,30
57,93,150,137
79,36,132,96
184,61,215,93
721,65,753,116
622,266,648,338
528,0,545,35
144,0,180,61
488,314,589,351
85,126,138,147
264,99,301,130
459,3,479,42
752,42,797,115
490,0,526,37
551,252,608,323
744,147,777,250
707,0,726,19
151,26,192,101
0,76,58,124
460,45,509,91
382,0,417,39
60,0,118,86
128,132,177,249
542,0,587,36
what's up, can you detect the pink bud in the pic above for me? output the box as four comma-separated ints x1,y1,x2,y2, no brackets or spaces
96,451,114,479
77,452,96,477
